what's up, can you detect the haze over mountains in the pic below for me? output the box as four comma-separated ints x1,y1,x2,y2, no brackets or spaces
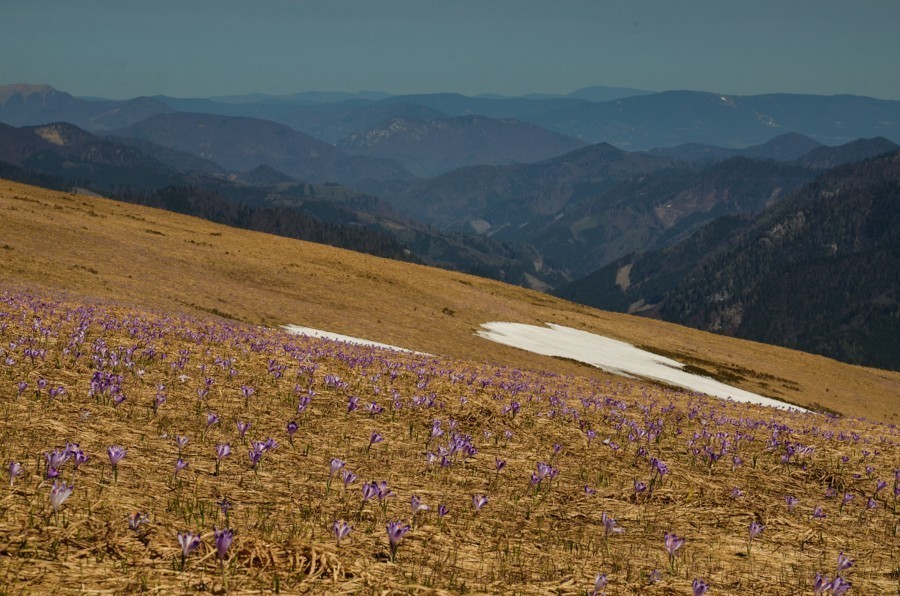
1,81,899,370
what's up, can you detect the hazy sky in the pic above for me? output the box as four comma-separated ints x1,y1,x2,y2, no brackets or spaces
3,0,899,99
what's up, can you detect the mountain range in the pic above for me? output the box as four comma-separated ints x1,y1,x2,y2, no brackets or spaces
2,82,900,370
558,150,900,370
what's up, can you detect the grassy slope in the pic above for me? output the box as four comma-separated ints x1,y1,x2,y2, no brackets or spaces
0,179,898,422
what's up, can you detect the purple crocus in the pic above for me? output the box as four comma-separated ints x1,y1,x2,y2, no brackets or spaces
175,435,189,451
248,446,264,469
664,532,684,556
813,573,831,596
438,503,449,518
386,520,410,560
601,512,623,538
206,412,219,428
128,512,150,531
785,495,799,511
368,432,384,451
837,551,854,573
213,526,233,560
590,572,607,596
216,443,232,460
472,494,488,511
235,421,250,439
329,458,345,477
812,506,827,519
664,531,684,572
749,521,765,540
175,458,189,477
107,445,126,480
362,482,378,503
634,480,647,495
341,469,357,488
692,578,709,595
829,576,852,596
333,520,352,545
8,461,22,486
177,531,201,569
49,480,74,514
347,396,359,414
411,494,430,515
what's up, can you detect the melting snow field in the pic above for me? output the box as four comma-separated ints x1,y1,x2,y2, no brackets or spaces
281,324,419,353
477,322,807,412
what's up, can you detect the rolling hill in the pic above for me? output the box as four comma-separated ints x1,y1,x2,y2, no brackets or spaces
1,177,897,422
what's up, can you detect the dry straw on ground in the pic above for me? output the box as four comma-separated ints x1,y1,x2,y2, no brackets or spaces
0,291,897,594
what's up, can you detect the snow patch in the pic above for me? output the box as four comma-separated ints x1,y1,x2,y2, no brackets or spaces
281,325,422,354
476,322,806,412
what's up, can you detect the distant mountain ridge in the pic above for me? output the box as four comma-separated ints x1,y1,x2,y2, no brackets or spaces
108,112,413,185
337,114,588,176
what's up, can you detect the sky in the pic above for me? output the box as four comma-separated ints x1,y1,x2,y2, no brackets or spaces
2,0,899,100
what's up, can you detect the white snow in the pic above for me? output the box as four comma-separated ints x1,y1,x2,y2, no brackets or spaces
476,322,807,412
281,324,421,354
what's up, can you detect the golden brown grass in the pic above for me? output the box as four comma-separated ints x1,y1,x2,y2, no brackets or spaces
0,291,897,594
1,179,897,422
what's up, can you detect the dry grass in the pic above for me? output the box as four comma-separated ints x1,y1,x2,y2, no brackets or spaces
0,291,897,595
0,180,897,423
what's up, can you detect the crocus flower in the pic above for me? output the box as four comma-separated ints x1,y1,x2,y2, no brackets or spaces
286,421,298,443
213,526,233,560
333,520,352,545
813,573,831,596
215,443,232,460
590,572,607,596
664,532,684,556
472,494,488,511
341,469,357,488
812,506,827,519
601,512,623,538
362,482,378,503
248,447,263,469
206,412,219,428
49,480,74,513
438,504,449,518
44,448,70,472
107,446,126,480
830,576,851,595
837,551,854,573
347,396,359,413
175,435,189,451
128,512,150,531
177,531,201,568
366,433,384,450
411,495,430,515
175,458,188,476
235,421,250,439
785,495,799,511
634,480,647,495
692,578,709,595
865,497,877,511
749,521,765,540
8,461,22,486
386,520,410,560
